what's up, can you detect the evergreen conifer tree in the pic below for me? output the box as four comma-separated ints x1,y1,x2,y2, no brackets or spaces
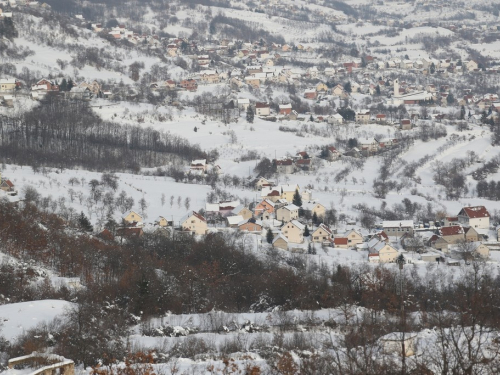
292,188,302,207
246,106,254,123
78,212,93,232
266,228,274,244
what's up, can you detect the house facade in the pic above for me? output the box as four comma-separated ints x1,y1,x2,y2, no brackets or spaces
281,220,304,243
123,210,143,224
312,224,332,243
276,204,299,223
181,211,208,235
382,220,414,237
345,229,363,246
457,206,490,229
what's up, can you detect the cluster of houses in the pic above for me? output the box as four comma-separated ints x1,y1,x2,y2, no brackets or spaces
367,206,497,264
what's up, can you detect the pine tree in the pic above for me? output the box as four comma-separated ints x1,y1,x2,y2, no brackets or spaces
60,78,68,92
67,79,74,91
308,242,316,255
266,228,274,244
343,81,352,93
78,212,93,232
246,106,254,123
304,225,310,237
460,105,466,120
312,212,318,226
292,188,302,207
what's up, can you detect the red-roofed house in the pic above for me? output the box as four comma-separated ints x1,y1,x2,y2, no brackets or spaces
0,179,15,192
434,226,465,251
400,119,412,130
457,206,490,229
255,102,270,116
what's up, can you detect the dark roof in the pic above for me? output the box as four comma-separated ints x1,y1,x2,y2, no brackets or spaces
440,226,464,236
275,159,293,166
334,237,348,245
255,102,269,108
459,206,490,219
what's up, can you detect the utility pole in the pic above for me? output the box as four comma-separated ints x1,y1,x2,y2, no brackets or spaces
396,254,406,375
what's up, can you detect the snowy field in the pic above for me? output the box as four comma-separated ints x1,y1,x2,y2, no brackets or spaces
0,300,72,342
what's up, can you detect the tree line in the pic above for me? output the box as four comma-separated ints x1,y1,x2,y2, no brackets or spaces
0,97,205,171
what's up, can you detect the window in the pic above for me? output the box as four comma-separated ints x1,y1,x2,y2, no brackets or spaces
191,220,195,223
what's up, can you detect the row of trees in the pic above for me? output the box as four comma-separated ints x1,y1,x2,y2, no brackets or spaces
0,97,206,171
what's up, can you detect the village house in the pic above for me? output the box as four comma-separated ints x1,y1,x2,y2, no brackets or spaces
227,215,244,228
276,204,299,223
180,79,197,91
295,159,311,171
69,86,92,100
327,113,344,125
237,98,250,111
245,77,261,88
273,233,289,249
464,226,480,242
254,177,273,190
154,216,169,227
32,78,59,92
255,102,270,116
457,206,490,229
312,223,333,243
433,226,465,251
400,119,412,130
280,184,299,202
279,103,292,115
303,89,317,100
345,229,363,246
281,220,305,243
275,159,294,174
238,219,263,232
0,78,20,92
181,211,208,235
78,80,100,95
190,159,207,173
311,203,326,219
316,82,328,93
199,70,220,84
359,138,379,155
383,220,414,237
260,188,282,203
232,205,253,221
367,236,399,263
326,146,342,161
0,179,15,192
355,110,370,124
122,210,143,225
254,199,276,217
331,84,348,97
